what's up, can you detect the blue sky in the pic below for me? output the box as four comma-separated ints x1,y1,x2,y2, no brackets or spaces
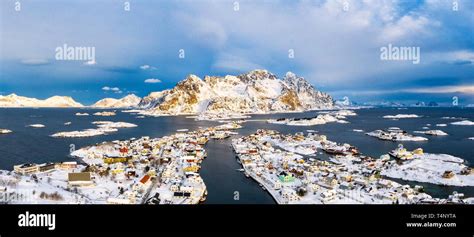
1,0,473,105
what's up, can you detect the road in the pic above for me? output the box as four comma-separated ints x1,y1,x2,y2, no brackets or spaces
141,147,164,204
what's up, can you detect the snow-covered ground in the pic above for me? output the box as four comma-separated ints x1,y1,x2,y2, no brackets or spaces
414,130,448,136
382,153,474,186
232,130,470,204
0,167,89,204
51,121,137,138
451,120,474,126
268,110,356,126
28,124,45,128
193,112,251,121
2,124,247,204
93,111,116,116
383,114,420,119
0,129,12,134
442,116,466,120
366,129,428,141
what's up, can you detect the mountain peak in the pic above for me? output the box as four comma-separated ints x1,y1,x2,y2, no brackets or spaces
122,94,140,100
183,74,202,83
285,71,297,79
140,69,333,114
91,94,141,108
238,69,277,82
6,93,18,97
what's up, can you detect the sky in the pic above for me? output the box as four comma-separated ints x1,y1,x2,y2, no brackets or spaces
0,0,473,105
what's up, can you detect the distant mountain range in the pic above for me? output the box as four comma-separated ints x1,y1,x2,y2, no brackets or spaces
0,94,83,107
0,70,334,113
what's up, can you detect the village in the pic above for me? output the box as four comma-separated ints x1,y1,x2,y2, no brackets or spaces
1,117,473,205
0,122,242,204
232,129,474,204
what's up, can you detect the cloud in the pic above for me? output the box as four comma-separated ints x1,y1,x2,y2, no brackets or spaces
212,53,263,73
2,0,474,103
379,15,436,42
403,85,474,94
20,59,49,65
144,78,161,83
176,13,228,49
140,64,157,70
102,86,121,93
425,50,474,65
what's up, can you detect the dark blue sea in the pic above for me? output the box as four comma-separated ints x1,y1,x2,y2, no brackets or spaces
0,107,473,203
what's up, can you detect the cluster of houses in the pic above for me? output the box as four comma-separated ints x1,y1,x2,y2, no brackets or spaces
57,123,241,204
232,129,469,204
13,162,78,175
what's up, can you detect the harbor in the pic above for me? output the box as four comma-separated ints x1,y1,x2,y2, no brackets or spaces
1,107,474,203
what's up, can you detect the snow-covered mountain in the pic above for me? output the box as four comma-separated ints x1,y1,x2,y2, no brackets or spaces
91,94,141,108
0,94,83,107
139,69,333,115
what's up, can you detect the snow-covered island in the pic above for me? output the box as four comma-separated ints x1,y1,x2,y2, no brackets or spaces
193,112,251,121
366,128,428,141
382,146,473,186
51,121,137,138
28,124,45,128
0,129,12,134
267,110,356,126
93,111,117,117
232,130,472,204
451,120,474,126
414,130,448,136
383,114,421,119
135,70,334,117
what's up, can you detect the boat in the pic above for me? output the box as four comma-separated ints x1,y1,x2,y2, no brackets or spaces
236,168,245,172
322,147,345,155
211,132,230,140
197,137,209,145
